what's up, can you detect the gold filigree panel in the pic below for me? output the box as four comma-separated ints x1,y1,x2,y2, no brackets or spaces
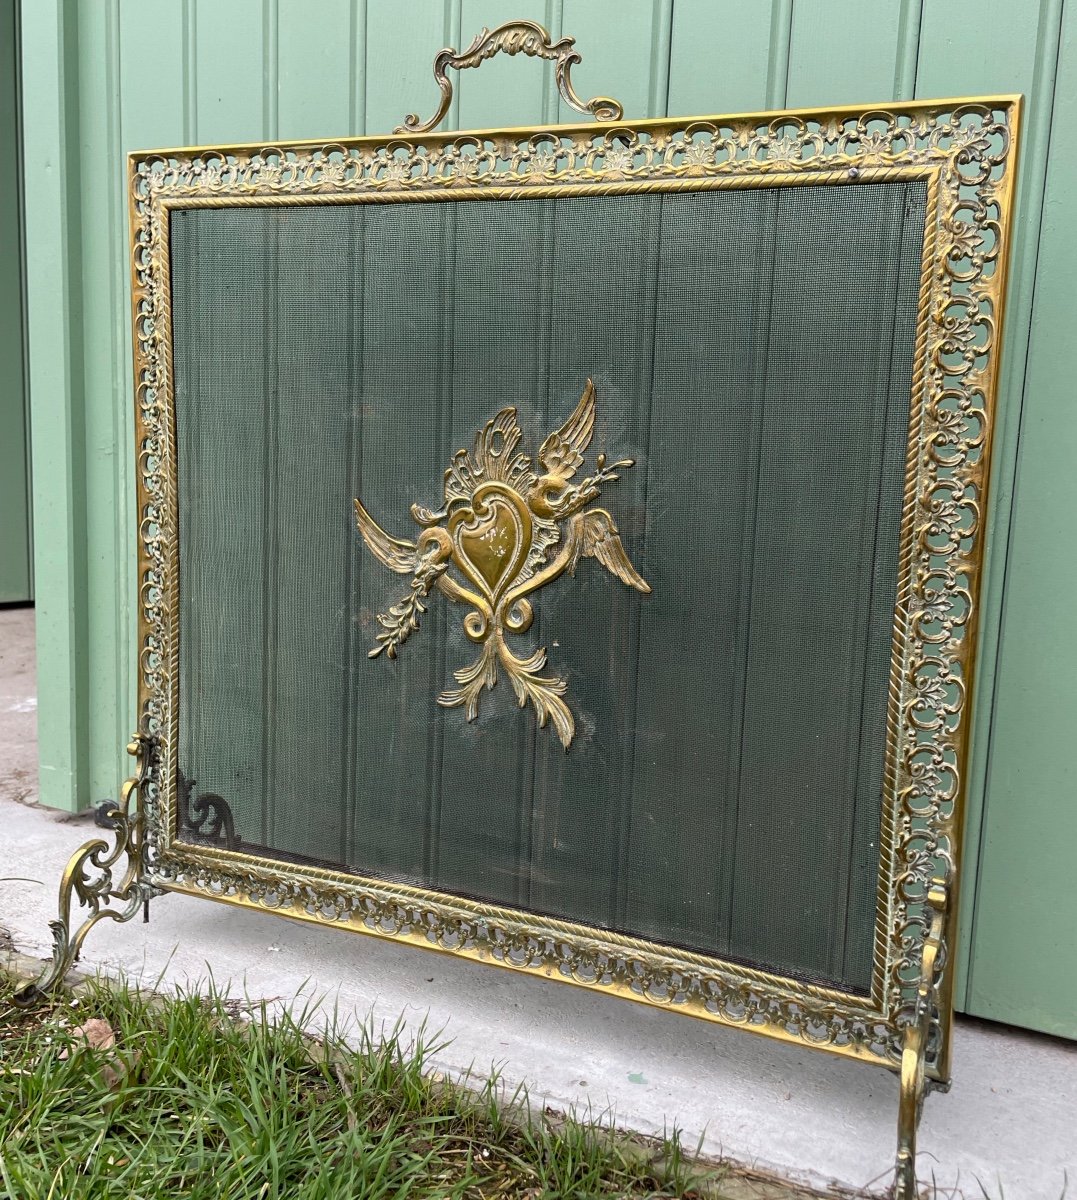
128,97,1021,1077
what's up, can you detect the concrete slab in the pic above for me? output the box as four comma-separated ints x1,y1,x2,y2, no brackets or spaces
0,604,38,807
2,606,1074,1198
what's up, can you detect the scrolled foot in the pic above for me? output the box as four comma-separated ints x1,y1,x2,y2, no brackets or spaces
11,734,156,1006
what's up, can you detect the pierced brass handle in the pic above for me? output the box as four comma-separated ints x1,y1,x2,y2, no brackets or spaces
394,19,625,135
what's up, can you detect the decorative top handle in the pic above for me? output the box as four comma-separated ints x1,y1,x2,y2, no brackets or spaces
394,20,625,135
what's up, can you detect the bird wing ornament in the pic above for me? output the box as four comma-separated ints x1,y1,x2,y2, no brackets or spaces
353,499,419,574
567,508,651,594
353,380,649,747
537,377,595,479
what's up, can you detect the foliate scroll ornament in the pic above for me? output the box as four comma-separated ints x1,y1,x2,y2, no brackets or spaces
13,734,160,1007
176,770,240,851
153,844,892,1062
395,20,624,135
354,380,649,748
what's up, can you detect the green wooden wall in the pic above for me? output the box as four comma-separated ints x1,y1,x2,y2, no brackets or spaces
18,0,1077,1036
0,0,30,604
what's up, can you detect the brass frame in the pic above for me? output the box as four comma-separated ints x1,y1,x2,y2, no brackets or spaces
21,72,1021,1198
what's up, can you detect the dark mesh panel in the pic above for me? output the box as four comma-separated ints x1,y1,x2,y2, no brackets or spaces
170,180,926,993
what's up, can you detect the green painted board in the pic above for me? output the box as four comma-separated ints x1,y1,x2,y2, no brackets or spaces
0,0,30,604
960,0,1077,1039
785,0,903,107
74,3,131,802
914,0,1075,1035
21,0,84,810
668,0,774,115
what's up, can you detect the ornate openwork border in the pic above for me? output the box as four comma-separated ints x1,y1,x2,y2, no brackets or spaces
128,98,1020,1077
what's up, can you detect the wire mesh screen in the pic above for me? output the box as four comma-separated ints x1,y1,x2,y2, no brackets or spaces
170,179,926,993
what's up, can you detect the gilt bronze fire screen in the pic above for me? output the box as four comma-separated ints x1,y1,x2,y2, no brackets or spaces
17,20,1020,1198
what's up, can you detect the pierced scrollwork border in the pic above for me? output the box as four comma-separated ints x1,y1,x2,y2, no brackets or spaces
128,97,1021,1077
13,730,163,1006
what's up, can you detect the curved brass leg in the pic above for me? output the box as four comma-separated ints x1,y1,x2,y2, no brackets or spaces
13,734,161,1007
893,879,948,1200
895,1016,927,1197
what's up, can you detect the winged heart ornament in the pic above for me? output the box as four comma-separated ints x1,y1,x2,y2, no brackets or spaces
354,380,650,749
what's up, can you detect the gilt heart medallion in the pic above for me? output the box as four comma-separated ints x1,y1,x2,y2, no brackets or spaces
447,483,532,605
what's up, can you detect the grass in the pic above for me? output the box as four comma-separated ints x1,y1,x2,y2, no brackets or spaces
0,973,719,1200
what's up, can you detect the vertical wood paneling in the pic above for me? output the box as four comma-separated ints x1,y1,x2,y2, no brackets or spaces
106,1,133,793
891,0,922,99
786,0,903,107
453,0,559,905
194,0,268,144
168,206,277,849
263,0,278,138
623,189,777,954
339,207,364,866
962,3,1077,1035
359,0,457,883
260,210,360,861
182,0,197,144
120,5,187,178
21,0,85,809
364,0,456,135
521,194,661,925
348,201,452,879
74,1,122,800
765,0,793,109
277,0,353,140
559,0,671,122
430,199,540,900
916,3,1043,95
913,0,1064,1017
668,0,774,115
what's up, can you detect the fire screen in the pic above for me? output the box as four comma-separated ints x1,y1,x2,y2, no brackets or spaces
133,86,1019,1059
18,32,1020,1193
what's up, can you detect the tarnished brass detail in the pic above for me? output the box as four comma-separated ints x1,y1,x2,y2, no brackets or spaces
176,770,240,851
355,380,649,749
13,734,159,1007
395,20,624,136
894,879,949,1200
